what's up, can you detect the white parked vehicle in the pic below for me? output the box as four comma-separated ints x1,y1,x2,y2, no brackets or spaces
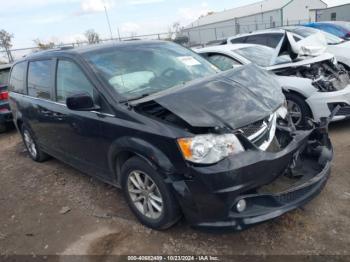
226,27,350,69
196,44,350,126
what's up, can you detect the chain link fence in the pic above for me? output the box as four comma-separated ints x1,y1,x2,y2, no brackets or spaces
181,19,312,47
0,19,314,64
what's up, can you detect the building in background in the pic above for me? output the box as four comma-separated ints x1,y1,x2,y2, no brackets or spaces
311,3,350,22
182,0,327,46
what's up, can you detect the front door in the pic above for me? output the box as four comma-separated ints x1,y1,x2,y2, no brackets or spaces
48,59,111,178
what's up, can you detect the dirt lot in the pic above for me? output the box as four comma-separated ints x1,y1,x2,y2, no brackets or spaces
0,121,350,257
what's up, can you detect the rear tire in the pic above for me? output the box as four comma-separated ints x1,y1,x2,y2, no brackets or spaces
121,156,181,230
21,125,50,162
285,93,312,128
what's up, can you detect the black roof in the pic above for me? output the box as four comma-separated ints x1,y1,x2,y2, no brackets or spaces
25,40,169,60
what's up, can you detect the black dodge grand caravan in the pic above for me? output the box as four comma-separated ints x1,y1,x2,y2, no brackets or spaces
9,41,333,230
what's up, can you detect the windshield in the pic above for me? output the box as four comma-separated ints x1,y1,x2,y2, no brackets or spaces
0,69,10,86
234,46,292,67
84,42,218,100
289,27,343,44
333,21,350,31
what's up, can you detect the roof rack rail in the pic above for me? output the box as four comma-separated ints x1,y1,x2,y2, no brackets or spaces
58,45,74,50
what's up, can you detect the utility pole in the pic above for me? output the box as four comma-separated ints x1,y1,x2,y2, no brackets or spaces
117,27,121,41
104,4,113,39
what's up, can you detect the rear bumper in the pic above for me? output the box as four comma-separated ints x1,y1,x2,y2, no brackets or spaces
0,107,12,124
171,127,333,230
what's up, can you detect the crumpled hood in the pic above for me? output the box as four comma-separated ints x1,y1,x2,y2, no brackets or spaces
151,64,284,130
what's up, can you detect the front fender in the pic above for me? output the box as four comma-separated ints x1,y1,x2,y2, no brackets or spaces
276,76,317,98
108,136,176,182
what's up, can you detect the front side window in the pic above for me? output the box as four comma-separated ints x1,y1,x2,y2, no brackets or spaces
28,60,52,99
267,34,284,48
9,62,26,94
234,46,292,67
56,60,94,103
206,53,241,71
84,42,218,100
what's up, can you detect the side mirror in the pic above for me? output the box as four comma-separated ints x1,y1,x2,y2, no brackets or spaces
66,93,98,111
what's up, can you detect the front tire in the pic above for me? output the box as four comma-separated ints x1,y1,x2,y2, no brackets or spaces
21,125,50,162
285,93,312,128
121,156,181,230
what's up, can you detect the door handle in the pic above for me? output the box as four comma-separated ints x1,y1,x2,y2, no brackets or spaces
52,112,65,121
40,109,52,116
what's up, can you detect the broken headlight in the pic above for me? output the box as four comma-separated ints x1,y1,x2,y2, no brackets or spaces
177,134,244,164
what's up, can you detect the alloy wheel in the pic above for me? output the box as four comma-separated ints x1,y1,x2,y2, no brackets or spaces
287,100,302,126
127,170,164,220
23,130,37,159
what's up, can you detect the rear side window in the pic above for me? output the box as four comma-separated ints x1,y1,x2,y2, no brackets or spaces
9,62,26,94
28,60,52,100
245,35,267,46
56,60,94,103
230,37,247,44
245,34,283,48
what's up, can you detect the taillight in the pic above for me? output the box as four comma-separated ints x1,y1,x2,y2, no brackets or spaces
0,91,9,100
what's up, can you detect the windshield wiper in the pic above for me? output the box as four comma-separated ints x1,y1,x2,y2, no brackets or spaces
120,93,150,103
328,42,343,45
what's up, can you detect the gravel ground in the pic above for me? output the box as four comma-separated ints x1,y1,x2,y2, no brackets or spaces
0,121,349,257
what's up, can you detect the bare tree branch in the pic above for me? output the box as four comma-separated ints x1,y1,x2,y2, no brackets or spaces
0,30,14,63
84,29,100,44
33,39,56,50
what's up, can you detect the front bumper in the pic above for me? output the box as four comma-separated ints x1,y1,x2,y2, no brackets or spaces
171,126,333,230
306,84,350,122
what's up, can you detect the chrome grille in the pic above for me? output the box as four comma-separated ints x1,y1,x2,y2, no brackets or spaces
240,119,265,138
240,113,277,151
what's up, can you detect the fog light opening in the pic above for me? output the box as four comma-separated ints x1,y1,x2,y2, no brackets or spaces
236,199,247,213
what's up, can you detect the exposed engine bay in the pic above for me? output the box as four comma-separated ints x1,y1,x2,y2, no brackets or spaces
136,100,293,154
274,59,350,92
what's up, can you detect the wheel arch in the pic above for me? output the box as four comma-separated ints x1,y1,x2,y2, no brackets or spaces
284,90,314,120
108,137,176,185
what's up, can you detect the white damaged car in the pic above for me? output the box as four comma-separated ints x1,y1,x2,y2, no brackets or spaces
196,43,350,127
226,27,350,69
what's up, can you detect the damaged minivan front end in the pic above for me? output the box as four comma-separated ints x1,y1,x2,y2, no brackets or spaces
134,65,333,230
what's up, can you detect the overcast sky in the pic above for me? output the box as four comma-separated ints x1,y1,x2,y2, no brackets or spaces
1,0,350,49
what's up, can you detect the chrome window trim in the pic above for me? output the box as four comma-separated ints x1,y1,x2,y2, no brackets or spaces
10,92,116,117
